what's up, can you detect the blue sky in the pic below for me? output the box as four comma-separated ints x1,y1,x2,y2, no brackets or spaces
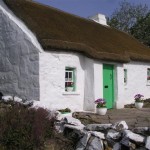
34,0,150,18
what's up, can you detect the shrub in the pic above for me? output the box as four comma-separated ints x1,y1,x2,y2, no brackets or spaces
0,101,55,150
58,108,71,113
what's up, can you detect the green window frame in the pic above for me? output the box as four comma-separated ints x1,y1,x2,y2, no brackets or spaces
124,69,127,85
147,68,150,81
65,67,76,91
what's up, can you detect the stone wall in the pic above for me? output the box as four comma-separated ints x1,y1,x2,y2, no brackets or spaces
0,5,40,100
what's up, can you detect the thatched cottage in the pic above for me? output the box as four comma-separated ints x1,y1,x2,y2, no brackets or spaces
0,0,150,111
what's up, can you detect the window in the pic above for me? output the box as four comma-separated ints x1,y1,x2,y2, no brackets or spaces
65,67,76,91
147,68,150,84
124,69,127,85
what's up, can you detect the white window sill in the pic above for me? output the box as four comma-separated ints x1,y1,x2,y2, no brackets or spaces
62,91,80,95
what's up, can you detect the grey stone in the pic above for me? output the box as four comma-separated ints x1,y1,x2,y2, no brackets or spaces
2,95,13,101
87,136,103,150
132,127,149,135
64,116,83,126
113,142,121,150
129,142,136,149
55,122,65,133
85,124,112,131
120,137,130,147
112,121,128,131
106,129,121,140
14,96,22,103
120,137,138,150
136,147,147,150
64,124,85,134
145,136,150,150
123,130,145,144
76,133,91,150
88,131,105,139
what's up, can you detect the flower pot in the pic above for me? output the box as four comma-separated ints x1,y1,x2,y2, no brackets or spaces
96,108,107,115
66,87,73,92
135,102,143,109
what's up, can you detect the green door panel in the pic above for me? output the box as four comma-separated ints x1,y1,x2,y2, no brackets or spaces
103,64,114,109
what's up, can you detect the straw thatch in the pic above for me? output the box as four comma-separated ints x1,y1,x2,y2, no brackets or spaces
4,0,150,62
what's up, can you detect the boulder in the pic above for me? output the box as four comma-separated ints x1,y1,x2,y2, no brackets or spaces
85,124,112,132
106,129,121,140
145,136,150,150
64,116,83,126
2,95,13,101
132,127,150,136
55,121,65,133
88,131,105,139
56,112,72,121
64,124,85,135
14,96,22,103
120,137,130,147
76,133,91,150
123,130,145,144
113,142,121,150
86,136,103,150
112,121,128,131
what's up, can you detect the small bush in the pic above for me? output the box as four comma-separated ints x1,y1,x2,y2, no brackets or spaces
0,101,55,150
58,108,71,113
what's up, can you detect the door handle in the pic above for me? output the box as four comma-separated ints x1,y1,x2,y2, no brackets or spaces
104,85,108,88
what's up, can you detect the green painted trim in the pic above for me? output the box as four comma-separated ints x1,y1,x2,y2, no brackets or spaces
65,67,76,91
73,68,76,91
112,66,115,107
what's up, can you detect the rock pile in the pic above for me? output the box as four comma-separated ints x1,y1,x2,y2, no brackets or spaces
55,115,150,150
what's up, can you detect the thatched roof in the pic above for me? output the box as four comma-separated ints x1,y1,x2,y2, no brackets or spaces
3,0,150,62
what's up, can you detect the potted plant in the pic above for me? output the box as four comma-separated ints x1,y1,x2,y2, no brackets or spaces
94,98,107,115
66,82,74,92
134,94,144,109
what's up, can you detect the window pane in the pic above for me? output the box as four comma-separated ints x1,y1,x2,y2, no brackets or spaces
124,69,127,84
65,72,68,78
147,68,150,80
65,67,76,91
65,72,68,81
69,72,72,79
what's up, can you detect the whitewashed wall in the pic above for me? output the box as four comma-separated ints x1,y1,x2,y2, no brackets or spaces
83,57,95,111
0,1,40,100
93,62,103,110
117,61,150,106
124,62,150,103
39,51,85,111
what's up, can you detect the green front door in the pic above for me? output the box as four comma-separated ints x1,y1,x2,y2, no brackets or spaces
103,64,114,109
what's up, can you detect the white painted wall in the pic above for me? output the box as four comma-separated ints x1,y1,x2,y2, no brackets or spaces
89,13,108,26
0,2,40,100
1,0,150,111
117,61,150,106
39,51,85,111
93,62,103,110
115,64,125,108
120,62,150,103
83,57,95,111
